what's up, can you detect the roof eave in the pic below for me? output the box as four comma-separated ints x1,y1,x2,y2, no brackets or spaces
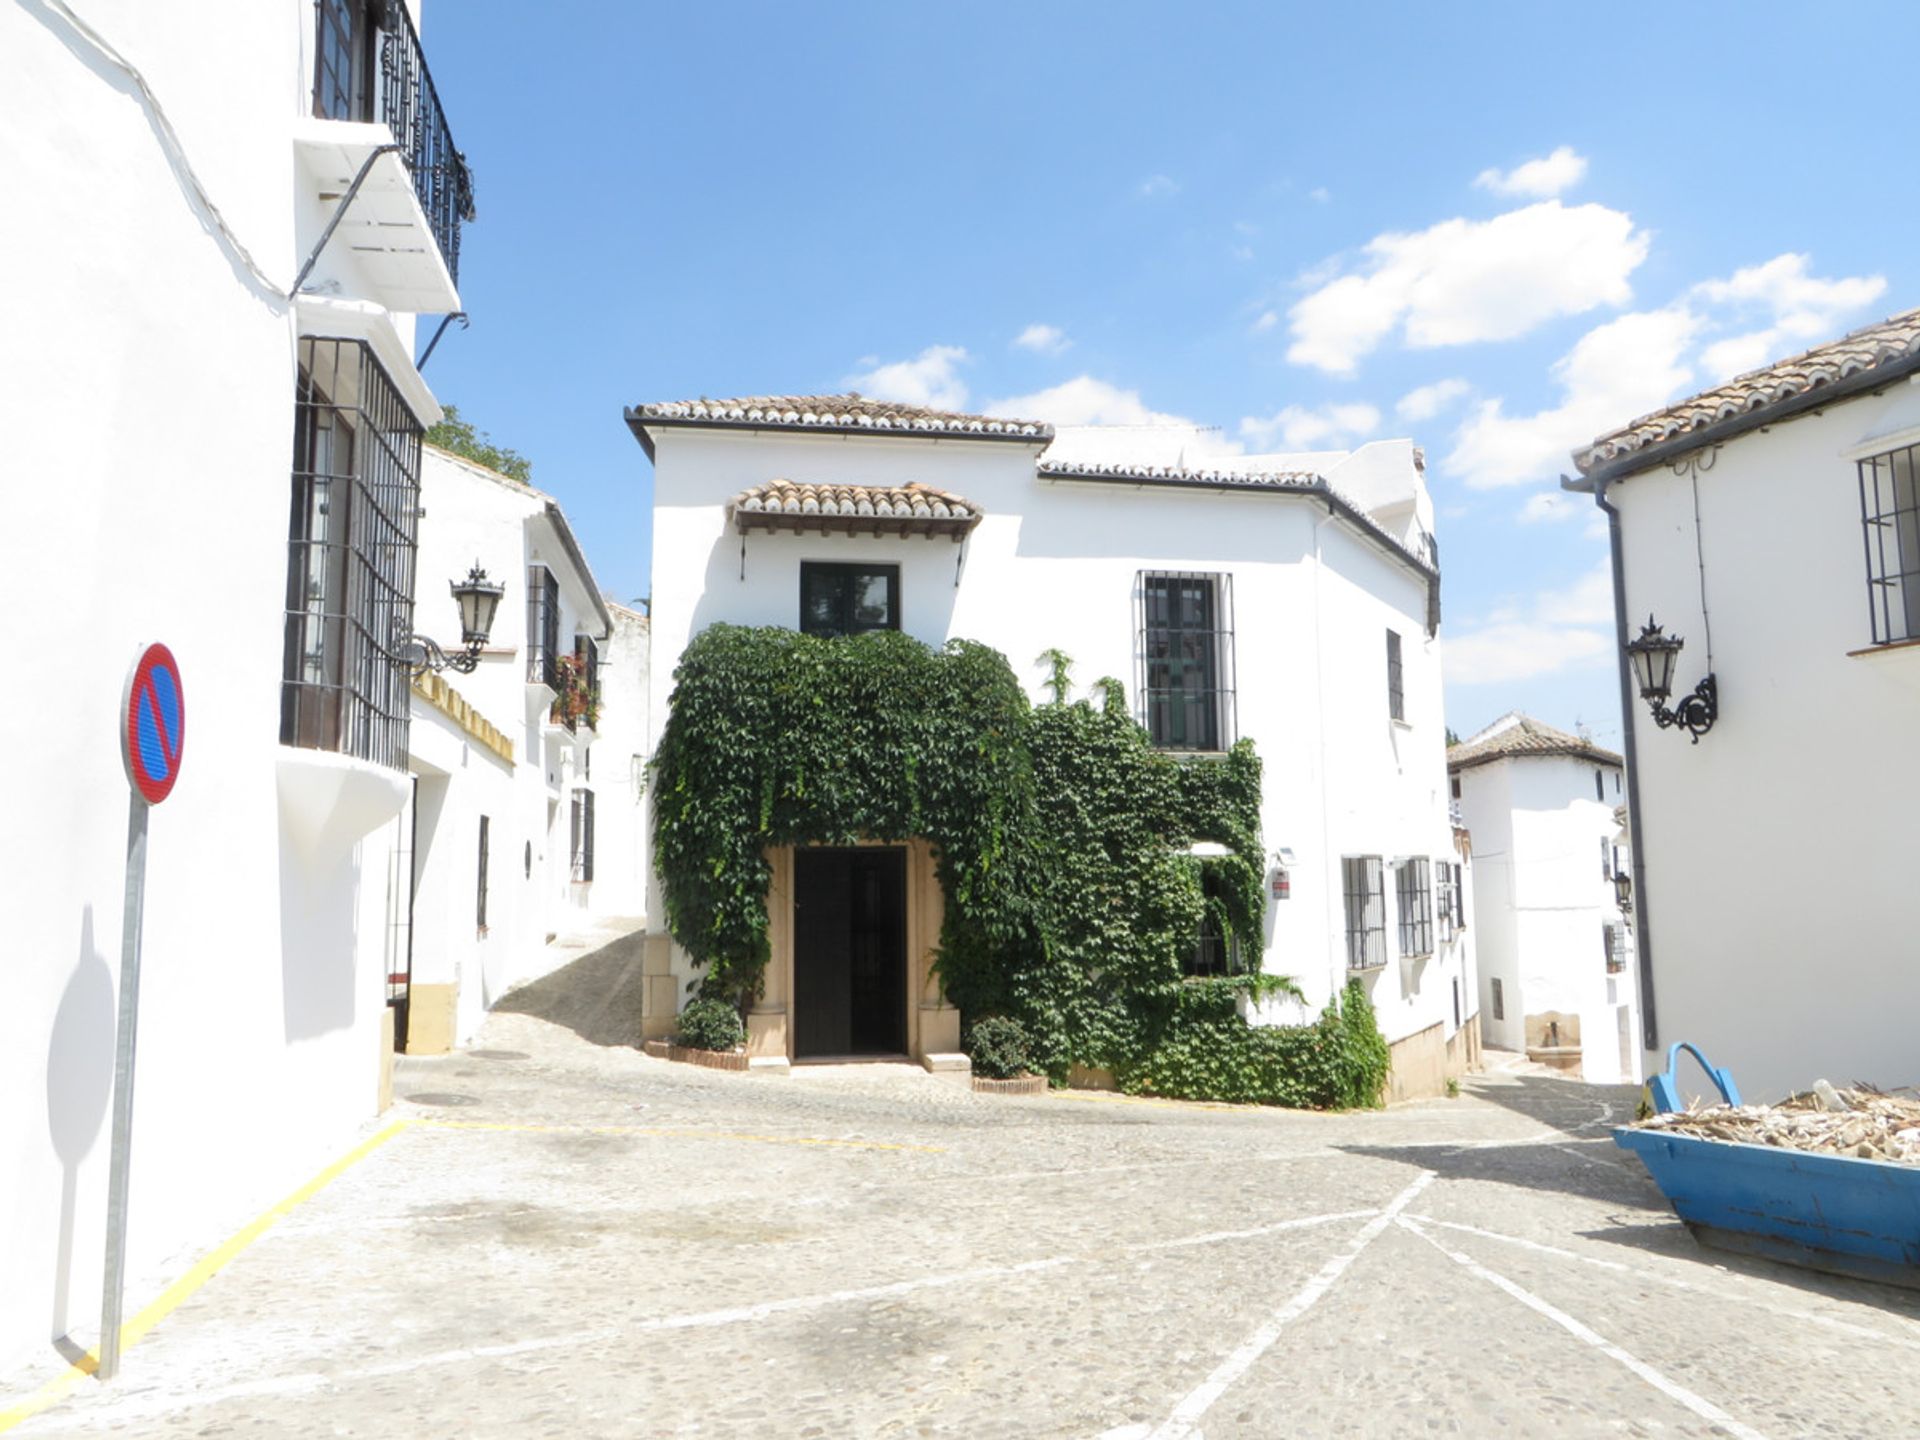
623,409,1053,464
1566,348,1920,492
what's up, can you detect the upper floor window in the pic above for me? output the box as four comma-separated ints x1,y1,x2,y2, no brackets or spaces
1437,862,1458,944
1594,769,1605,801
1386,630,1405,722
1859,441,1920,644
527,566,561,689
314,0,376,122
280,337,420,771
801,562,899,637
1342,856,1386,971
1395,857,1432,956
1138,572,1236,751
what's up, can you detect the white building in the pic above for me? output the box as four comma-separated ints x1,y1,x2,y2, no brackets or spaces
0,0,475,1375
1449,715,1639,1084
628,395,1478,1099
395,448,636,1052
1565,309,1920,1101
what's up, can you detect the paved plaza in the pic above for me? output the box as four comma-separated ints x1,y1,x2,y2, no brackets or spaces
6,976,1918,1438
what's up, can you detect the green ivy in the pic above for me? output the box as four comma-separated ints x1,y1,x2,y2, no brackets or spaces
651,625,1390,1108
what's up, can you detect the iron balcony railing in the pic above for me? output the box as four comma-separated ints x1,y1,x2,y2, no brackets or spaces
315,0,476,286
378,0,475,284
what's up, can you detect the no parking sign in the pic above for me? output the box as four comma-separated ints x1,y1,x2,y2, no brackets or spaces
121,643,185,805
102,642,186,1380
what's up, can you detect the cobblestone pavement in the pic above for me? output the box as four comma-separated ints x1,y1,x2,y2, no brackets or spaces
9,993,1920,1438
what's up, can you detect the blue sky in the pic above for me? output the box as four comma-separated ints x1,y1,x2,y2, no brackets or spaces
420,1,1919,745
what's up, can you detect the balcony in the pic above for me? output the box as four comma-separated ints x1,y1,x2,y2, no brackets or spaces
297,0,475,314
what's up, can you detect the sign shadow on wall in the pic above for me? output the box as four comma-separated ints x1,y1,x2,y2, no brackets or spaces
45,905,115,1358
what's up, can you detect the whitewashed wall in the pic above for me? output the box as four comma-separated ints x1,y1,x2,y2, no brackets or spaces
584,603,651,921
0,0,453,1375
402,451,619,1046
641,427,1466,1051
1610,384,1920,1101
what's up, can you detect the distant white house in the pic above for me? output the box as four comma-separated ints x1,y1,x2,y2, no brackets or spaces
1449,715,1639,1084
1565,308,1920,1101
1,0,476,1375
394,449,640,1052
627,394,1478,1099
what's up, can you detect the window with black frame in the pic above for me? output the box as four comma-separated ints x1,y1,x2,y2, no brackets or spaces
476,815,490,932
800,562,899,636
314,0,376,121
1396,857,1433,956
1183,869,1245,978
280,337,421,771
570,790,595,883
526,567,560,689
1386,630,1405,721
1437,862,1457,944
1343,856,1386,970
1858,441,1920,644
1139,572,1235,751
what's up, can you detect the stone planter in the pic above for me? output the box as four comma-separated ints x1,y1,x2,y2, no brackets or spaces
972,1073,1048,1096
642,1039,750,1072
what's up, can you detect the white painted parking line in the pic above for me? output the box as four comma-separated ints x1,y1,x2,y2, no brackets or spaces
16,1209,1378,1433
1397,1216,1770,1440
1407,1215,1920,1352
1144,1172,1435,1440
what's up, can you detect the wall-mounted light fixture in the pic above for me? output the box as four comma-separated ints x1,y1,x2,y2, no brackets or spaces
1624,616,1716,743
1612,867,1632,912
401,563,505,675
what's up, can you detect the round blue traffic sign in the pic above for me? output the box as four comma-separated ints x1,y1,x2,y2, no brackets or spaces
122,644,184,805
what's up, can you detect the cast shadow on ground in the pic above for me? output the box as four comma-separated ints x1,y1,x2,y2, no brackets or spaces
490,930,649,1048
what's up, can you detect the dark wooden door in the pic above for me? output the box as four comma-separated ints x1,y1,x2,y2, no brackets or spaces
793,848,905,1058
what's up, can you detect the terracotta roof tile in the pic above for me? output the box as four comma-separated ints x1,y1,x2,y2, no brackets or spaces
627,393,1052,443
1574,308,1920,475
728,478,982,537
1447,714,1622,772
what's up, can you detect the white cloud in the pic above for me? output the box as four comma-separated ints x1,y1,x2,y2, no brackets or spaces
1445,622,1613,686
1690,253,1887,381
1445,306,1699,489
1012,324,1071,356
1251,310,1280,334
1396,378,1471,423
1239,402,1381,451
1473,146,1589,199
1138,174,1179,200
845,345,970,410
1446,560,1615,686
1287,200,1650,374
986,376,1199,429
1308,186,1331,204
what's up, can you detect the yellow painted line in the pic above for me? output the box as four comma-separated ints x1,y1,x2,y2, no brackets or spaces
416,1118,943,1154
0,1120,416,1436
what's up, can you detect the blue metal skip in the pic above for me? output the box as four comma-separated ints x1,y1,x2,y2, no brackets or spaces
1616,1042,1920,1288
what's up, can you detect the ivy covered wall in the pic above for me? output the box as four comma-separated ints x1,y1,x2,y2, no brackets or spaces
650,624,1389,1107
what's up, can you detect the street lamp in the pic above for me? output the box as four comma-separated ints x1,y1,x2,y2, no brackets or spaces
1612,866,1632,912
401,563,504,675
1624,616,1716,743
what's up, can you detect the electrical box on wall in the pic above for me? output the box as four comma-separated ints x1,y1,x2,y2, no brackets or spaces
1270,847,1296,901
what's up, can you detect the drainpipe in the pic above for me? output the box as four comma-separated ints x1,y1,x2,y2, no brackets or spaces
1590,472,1658,1050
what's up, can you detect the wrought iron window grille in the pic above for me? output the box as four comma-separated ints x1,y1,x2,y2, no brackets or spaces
1136,571,1237,752
570,789,596,883
1395,857,1433,957
1342,856,1387,971
526,566,561,691
280,337,421,771
1858,441,1920,645
1386,630,1405,722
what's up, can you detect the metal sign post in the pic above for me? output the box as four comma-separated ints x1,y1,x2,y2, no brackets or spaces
99,644,183,1381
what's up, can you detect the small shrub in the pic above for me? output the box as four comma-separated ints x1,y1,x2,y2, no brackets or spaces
1446,1076,1460,1099
675,997,744,1053
968,1016,1033,1079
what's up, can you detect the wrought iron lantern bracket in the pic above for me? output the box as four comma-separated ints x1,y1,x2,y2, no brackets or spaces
1647,673,1717,743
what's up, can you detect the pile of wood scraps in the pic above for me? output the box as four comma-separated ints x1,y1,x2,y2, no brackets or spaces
1637,1081,1920,1165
